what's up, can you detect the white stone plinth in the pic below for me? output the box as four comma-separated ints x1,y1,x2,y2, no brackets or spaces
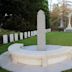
1,52,72,72
8,44,72,67
64,28,72,32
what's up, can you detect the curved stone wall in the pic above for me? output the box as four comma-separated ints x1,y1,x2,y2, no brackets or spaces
8,43,72,67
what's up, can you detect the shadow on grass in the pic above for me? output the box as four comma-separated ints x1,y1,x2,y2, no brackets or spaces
0,67,10,72
62,69,72,72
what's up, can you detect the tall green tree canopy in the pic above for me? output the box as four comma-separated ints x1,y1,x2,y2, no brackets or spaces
0,0,50,31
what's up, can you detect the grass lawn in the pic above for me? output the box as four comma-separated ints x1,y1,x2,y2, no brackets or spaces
0,32,72,72
62,69,72,72
0,67,10,72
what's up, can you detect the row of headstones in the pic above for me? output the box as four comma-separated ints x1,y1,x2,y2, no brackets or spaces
3,31,37,44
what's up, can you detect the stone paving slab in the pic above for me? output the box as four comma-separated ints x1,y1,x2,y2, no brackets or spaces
0,52,72,72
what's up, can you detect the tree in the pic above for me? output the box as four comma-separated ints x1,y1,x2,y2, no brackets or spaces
50,1,72,31
50,4,60,31
0,0,50,31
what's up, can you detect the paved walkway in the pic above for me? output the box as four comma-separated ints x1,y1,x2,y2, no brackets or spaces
0,52,72,72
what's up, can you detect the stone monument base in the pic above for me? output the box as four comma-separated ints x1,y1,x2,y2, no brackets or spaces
64,27,72,32
8,43,72,67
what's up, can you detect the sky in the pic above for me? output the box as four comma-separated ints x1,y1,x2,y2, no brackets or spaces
48,0,72,5
48,0,72,10
48,0,58,5
48,0,60,10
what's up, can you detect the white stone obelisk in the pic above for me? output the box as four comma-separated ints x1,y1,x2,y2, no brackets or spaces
59,13,64,28
67,13,72,28
64,13,72,32
60,17,64,28
37,10,46,51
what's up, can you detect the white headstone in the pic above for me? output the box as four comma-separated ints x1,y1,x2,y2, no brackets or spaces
3,35,8,44
28,31,30,37
20,33,23,40
46,28,51,32
10,34,14,42
31,31,34,36
60,17,64,28
67,13,72,28
24,32,27,38
59,13,64,28
37,10,46,51
31,31,33,36
14,33,18,41
34,31,37,35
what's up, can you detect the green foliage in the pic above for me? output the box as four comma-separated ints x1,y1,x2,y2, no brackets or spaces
0,0,50,31
0,28,16,36
0,67,10,72
62,69,72,72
